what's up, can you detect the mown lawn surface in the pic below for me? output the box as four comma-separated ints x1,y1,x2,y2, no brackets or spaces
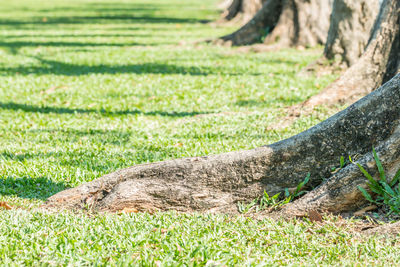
0,0,399,265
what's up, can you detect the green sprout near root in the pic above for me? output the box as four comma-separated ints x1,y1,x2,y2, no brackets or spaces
238,174,310,214
354,147,400,215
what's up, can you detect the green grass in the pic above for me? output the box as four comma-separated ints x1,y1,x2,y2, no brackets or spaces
0,0,398,265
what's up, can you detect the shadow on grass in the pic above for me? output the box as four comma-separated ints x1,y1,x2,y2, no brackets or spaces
1,128,131,148
0,40,141,49
2,33,153,38
1,147,177,173
235,97,303,107
0,101,210,117
0,57,224,76
0,176,67,200
0,15,208,27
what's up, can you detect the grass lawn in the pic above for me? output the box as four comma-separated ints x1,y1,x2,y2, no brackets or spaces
0,0,399,265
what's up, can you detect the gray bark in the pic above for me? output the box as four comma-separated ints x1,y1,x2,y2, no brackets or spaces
220,0,242,21
218,0,283,45
44,75,400,215
263,0,332,47
305,0,400,107
219,0,265,24
324,0,380,66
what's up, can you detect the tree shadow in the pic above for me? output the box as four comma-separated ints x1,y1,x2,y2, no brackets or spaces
235,97,303,107
0,15,207,27
2,33,152,38
0,101,211,117
0,40,141,49
0,176,67,200
2,128,132,147
0,57,229,76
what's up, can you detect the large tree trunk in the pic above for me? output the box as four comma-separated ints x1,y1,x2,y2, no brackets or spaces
305,0,399,106
45,75,400,216
218,0,265,24
324,0,380,67
218,0,332,48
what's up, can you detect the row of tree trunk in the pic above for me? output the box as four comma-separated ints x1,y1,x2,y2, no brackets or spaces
219,0,379,65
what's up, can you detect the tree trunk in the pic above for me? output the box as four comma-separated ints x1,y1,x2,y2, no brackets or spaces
219,0,242,21
217,0,283,46
219,0,332,48
45,75,400,216
324,0,380,67
305,0,399,106
219,0,265,24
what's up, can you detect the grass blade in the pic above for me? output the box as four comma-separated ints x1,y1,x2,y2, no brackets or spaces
356,163,380,188
390,168,400,187
373,147,387,183
358,186,375,203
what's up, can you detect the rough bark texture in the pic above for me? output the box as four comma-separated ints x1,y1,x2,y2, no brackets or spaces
44,75,400,215
219,0,265,24
263,0,332,47
305,0,400,107
219,0,242,21
324,0,380,67
219,0,332,47
217,0,283,46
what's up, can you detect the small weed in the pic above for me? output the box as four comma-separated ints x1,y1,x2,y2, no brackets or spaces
237,198,258,213
284,173,310,201
340,156,346,168
259,191,283,210
354,147,400,215
238,173,310,213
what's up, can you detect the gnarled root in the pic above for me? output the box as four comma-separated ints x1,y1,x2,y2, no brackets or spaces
44,75,400,216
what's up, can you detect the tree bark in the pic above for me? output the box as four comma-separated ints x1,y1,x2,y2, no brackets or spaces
324,0,380,67
219,0,242,21
44,75,400,215
218,0,283,46
305,0,399,106
219,0,265,24
219,0,332,48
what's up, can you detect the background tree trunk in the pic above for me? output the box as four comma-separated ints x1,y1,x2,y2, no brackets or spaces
219,0,242,21
324,0,380,67
263,0,332,48
304,0,399,107
217,0,283,45
219,0,265,24
219,0,332,48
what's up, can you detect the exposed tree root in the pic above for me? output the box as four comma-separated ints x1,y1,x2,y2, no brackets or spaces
364,221,400,236
44,75,400,218
278,125,400,218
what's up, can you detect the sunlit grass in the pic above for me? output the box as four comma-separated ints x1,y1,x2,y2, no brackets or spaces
1,0,396,265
